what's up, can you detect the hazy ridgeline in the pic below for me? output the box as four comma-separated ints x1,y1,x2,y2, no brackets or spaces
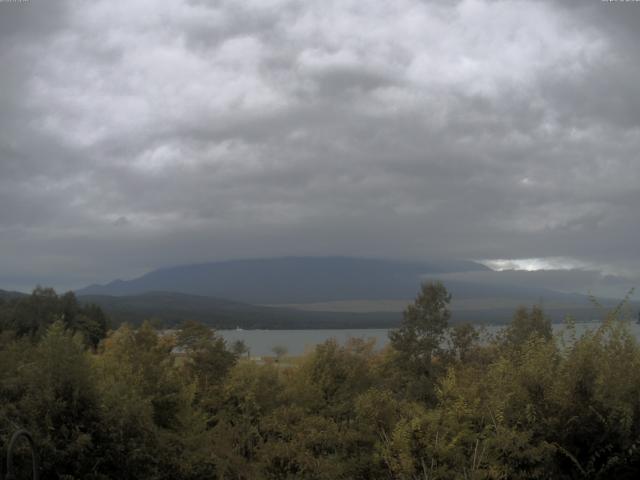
1,284,640,479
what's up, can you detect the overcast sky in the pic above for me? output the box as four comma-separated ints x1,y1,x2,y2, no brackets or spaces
1,0,639,294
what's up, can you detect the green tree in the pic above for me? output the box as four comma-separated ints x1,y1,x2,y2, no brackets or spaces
231,339,250,357
388,281,451,402
96,322,209,479
0,321,104,479
448,322,480,363
502,305,552,349
272,345,288,363
0,287,108,347
176,320,237,410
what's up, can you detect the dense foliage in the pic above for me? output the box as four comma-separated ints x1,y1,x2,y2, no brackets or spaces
1,283,640,479
0,287,108,347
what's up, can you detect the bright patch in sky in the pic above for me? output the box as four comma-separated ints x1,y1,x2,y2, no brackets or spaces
481,257,588,272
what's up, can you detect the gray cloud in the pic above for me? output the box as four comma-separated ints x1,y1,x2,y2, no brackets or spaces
1,0,639,292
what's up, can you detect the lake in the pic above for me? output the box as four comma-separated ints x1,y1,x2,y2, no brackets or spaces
218,321,640,357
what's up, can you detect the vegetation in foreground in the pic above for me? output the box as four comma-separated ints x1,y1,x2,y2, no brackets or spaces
1,284,640,479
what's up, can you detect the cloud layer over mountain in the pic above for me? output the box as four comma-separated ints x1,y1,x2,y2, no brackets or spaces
1,0,639,291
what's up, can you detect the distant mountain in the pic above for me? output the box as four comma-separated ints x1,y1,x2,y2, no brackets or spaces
0,289,27,300
74,257,636,327
77,257,490,303
77,291,400,329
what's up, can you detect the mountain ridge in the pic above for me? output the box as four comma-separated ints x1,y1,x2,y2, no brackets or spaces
76,256,490,303
70,257,637,328
0,289,28,300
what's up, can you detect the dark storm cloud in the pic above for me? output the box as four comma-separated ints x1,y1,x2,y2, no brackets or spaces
1,0,639,292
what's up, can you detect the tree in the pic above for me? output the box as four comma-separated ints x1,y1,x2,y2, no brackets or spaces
449,322,479,362
176,320,237,409
72,303,109,349
7,321,104,479
388,281,451,402
502,305,552,349
0,287,108,347
272,345,288,363
231,339,250,358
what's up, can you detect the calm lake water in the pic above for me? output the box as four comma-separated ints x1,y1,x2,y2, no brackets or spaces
218,321,640,357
